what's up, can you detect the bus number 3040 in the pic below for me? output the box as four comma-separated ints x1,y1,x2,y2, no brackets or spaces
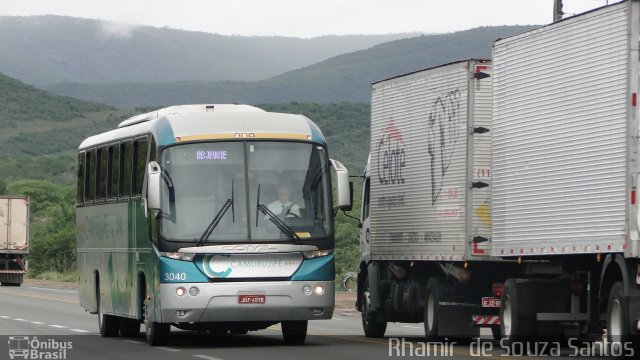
164,272,187,281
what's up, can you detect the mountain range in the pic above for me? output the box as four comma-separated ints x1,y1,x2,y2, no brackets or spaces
42,25,536,108
0,15,417,86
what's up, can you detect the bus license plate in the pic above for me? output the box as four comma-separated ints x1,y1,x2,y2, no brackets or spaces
238,292,266,304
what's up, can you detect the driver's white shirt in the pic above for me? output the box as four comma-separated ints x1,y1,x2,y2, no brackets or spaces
267,201,300,217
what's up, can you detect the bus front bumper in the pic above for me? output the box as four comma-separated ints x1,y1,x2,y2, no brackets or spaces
159,281,334,323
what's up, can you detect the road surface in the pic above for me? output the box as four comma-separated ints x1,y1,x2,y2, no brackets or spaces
0,283,613,359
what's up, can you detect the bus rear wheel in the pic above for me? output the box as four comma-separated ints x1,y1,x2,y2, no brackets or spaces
282,320,307,344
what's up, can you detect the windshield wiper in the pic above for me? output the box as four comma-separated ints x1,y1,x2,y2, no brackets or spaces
255,184,302,245
197,180,235,246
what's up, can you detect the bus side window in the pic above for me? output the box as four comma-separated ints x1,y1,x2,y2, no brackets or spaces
108,144,120,199
120,141,133,199
86,149,96,203
133,138,148,197
96,147,107,201
77,152,85,205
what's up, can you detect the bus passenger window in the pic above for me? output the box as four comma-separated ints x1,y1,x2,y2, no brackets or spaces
77,152,85,205
97,147,107,201
133,138,148,197
86,149,96,203
108,145,120,199
120,142,132,199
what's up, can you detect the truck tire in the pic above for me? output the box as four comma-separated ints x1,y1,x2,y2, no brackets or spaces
606,282,639,355
500,279,535,345
361,274,387,338
281,320,307,344
97,290,119,337
424,277,443,340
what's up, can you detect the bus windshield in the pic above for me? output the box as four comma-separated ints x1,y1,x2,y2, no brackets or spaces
159,141,332,243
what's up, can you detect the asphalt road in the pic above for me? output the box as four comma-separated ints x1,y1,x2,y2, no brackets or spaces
0,284,615,360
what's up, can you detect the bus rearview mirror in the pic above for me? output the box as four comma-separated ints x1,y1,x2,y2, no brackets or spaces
147,161,161,210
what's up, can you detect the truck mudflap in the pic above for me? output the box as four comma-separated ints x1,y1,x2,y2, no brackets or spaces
472,315,500,326
0,270,25,285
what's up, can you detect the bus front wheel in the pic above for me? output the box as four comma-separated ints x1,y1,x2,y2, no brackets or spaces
281,320,307,344
143,297,169,346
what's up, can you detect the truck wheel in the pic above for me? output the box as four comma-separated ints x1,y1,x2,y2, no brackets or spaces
424,277,443,340
282,320,307,344
500,279,535,345
606,282,639,354
361,275,387,338
97,290,119,337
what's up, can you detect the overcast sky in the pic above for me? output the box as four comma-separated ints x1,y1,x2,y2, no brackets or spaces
0,0,618,38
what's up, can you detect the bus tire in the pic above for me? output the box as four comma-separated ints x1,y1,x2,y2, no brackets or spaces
361,274,387,338
97,290,119,337
281,320,307,344
120,318,140,337
143,296,169,346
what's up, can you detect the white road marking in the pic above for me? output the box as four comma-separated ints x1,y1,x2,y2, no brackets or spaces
70,329,89,333
193,355,224,360
401,325,423,329
121,339,143,345
157,347,182,352
49,325,66,328
331,317,344,321
31,321,45,325
0,315,11,319
13,318,28,321
25,286,78,294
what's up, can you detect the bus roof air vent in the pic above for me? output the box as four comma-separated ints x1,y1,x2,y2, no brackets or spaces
117,104,264,128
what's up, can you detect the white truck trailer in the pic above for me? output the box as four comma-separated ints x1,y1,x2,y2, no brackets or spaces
0,196,29,286
357,0,640,350
357,59,499,340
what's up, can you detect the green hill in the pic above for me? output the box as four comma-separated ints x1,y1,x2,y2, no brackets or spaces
45,25,536,108
0,15,416,86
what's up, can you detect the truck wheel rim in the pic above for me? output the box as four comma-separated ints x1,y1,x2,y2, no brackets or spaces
609,298,622,342
503,296,512,337
427,292,435,331
363,289,372,326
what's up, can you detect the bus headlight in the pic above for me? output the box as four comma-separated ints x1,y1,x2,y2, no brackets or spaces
302,250,333,259
189,287,199,296
176,287,186,297
302,285,312,296
314,286,325,296
161,252,195,262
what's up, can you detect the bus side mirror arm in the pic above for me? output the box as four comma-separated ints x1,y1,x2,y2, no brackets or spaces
147,161,161,211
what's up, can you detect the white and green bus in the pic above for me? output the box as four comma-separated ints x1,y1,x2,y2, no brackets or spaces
76,104,351,345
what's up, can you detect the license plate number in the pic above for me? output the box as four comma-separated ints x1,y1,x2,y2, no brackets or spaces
482,297,501,308
238,293,266,304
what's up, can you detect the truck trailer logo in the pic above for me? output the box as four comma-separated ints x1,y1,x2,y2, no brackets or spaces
376,118,406,185
427,89,461,205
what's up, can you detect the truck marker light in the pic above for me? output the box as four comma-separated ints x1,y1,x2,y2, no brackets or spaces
633,93,637,107
632,190,636,205
491,283,504,297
